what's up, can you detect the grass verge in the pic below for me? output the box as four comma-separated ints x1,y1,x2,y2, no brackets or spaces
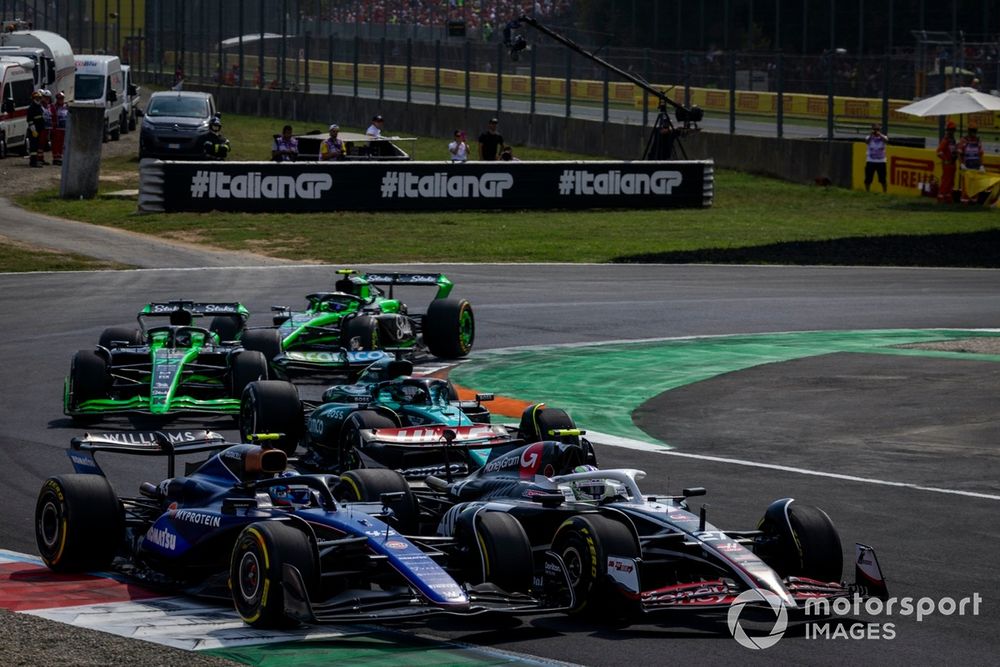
14,111,1000,266
0,240,131,272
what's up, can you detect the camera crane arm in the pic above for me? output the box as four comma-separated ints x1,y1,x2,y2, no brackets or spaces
503,14,704,159
507,15,702,159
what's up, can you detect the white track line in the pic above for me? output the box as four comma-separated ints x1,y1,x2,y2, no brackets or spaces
586,429,1000,502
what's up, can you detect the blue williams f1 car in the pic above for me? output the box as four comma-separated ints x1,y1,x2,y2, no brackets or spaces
34,431,573,627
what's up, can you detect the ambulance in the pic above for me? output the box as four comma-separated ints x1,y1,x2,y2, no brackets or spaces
73,54,125,141
0,30,75,100
0,56,34,159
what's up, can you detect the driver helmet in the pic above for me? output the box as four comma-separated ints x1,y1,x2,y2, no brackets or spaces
570,464,605,500
209,116,222,132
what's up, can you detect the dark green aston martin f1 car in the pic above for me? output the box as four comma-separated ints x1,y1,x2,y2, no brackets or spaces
64,301,267,422
240,270,475,378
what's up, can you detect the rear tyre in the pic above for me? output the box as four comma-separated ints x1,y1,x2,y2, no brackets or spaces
552,514,640,618
230,521,317,628
232,351,269,396
335,468,417,533
99,326,143,348
423,298,474,359
241,328,284,365
240,380,303,456
110,123,121,141
70,348,109,404
342,315,380,351
755,499,843,583
464,511,533,594
209,315,244,343
35,474,124,572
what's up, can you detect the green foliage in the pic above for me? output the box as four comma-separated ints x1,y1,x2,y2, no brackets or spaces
0,242,131,272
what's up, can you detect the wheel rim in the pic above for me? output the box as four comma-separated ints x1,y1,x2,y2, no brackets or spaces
458,307,474,351
561,543,584,588
39,500,61,549
238,551,262,601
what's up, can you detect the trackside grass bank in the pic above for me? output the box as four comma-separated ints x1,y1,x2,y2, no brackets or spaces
14,111,1000,267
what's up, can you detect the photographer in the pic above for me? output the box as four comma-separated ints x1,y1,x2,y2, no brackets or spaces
864,123,889,193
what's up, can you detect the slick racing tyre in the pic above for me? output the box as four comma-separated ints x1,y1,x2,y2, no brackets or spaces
464,511,533,594
232,351,270,396
423,298,474,359
98,326,143,348
342,315,380,351
69,349,109,423
552,514,640,618
755,498,843,583
336,409,397,469
35,474,124,572
240,328,284,364
335,468,418,534
230,522,318,628
209,315,245,343
240,380,303,456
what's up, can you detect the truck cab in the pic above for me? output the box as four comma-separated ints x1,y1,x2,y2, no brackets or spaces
0,57,34,159
73,54,125,142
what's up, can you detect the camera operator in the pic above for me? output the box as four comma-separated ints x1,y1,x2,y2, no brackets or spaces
864,123,889,193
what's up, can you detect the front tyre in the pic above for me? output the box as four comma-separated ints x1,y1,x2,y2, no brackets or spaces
552,514,640,618
232,351,269,396
755,498,843,582
240,380,303,456
230,522,318,628
335,468,417,533
35,475,124,572
423,298,474,359
464,511,533,594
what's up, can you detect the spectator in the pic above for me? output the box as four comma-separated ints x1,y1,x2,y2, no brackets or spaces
202,116,231,160
366,114,384,138
51,91,68,165
864,123,888,193
272,125,298,162
478,117,504,161
499,146,520,161
26,90,44,168
40,89,53,160
448,130,468,162
958,124,985,203
936,120,958,203
320,124,345,161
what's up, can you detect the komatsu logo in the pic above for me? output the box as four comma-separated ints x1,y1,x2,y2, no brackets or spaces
189,171,332,199
557,169,682,196
145,526,177,551
380,171,513,198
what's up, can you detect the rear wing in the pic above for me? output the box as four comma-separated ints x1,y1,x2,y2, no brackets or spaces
357,424,515,450
139,301,250,319
344,269,454,300
69,429,232,477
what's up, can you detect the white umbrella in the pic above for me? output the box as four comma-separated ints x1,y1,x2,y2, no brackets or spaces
896,86,1000,117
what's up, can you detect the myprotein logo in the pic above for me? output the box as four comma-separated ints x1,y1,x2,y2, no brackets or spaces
557,169,682,196
189,171,332,199
379,171,513,198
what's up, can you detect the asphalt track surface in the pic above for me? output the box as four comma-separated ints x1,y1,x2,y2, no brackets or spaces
2,263,1000,665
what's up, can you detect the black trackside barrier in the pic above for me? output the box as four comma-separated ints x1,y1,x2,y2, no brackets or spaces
139,160,714,213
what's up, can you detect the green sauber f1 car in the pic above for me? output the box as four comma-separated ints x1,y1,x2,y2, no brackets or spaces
64,301,267,423
240,270,475,379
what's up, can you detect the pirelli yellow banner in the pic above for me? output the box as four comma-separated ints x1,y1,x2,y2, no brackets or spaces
850,143,1000,196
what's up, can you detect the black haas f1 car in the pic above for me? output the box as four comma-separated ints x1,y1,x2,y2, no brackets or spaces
64,301,261,423
240,357,597,473
335,440,889,620
34,431,573,627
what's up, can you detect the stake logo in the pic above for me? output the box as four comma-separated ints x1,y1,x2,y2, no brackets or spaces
727,589,789,650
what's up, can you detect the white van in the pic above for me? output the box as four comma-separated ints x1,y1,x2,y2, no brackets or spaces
121,64,141,133
0,30,75,101
74,54,125,141
0,57,34,159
